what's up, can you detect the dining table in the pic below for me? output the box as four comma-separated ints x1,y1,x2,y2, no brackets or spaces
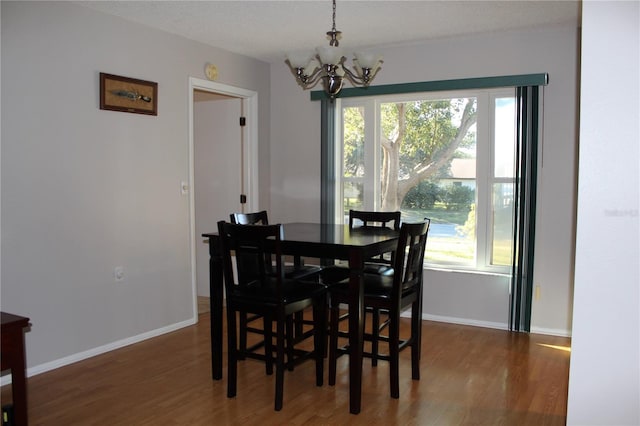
202,222,399,414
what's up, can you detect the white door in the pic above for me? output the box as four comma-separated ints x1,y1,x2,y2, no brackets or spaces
189,79,258,305
194,94,240,298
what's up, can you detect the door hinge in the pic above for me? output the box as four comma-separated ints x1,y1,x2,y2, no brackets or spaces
239,117,246,127
240,194,247,204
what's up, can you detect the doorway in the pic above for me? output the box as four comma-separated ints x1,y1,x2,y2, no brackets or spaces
188,78,258,318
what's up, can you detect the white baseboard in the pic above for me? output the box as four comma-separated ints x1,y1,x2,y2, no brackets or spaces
0,316,197,386
416,312,509,331
530,326,572,337
407,311,572,337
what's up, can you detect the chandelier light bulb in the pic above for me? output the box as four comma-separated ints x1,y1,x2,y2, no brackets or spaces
316,46,344,66
286,52,314,69
353,52,383,70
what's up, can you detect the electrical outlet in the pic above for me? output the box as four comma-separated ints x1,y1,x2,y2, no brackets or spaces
114,266,125,282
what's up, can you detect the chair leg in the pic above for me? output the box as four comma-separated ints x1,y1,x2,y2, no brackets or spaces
313,301,325,387
238,312,248,360
416,292,424,361
389,310,400,399
275,313,286,411
227,309,238,398
371,308,380,367
328,301,340,386
286,315,295,371
411,300,421,380
323,293,330,358
294,311,304,341
264,315,273,375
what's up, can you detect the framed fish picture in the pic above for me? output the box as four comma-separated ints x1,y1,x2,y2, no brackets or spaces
100,73,158,116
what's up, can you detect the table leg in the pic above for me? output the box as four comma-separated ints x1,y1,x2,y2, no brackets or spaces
348,249,365,414
1,324,28,426
12,344,28,426
209,237,224,380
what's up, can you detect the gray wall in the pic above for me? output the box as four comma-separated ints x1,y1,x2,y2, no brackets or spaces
2,0,581,375
269,25,579,335
1,1,270,371
567,1,640,424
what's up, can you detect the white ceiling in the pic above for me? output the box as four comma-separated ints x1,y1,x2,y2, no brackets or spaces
76,0,581,63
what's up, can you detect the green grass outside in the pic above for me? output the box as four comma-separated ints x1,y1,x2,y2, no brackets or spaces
343,203,513,268
401,206,469,225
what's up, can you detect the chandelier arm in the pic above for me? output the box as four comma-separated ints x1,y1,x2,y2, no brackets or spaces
341,66,366,86
342,63,383,87
371,64,383,80
302,71,325,89
362,64,383,84
285,59,323,90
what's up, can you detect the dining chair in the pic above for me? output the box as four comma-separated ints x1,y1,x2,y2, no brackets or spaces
230,210,322,279
230,211,322,356
217,221,326,411
320,209,401,365
320,210,401,283
327,220,430,399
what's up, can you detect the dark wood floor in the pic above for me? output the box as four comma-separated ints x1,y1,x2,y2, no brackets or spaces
1,309,570,425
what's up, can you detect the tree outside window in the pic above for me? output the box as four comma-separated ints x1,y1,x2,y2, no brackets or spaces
339,90,515,271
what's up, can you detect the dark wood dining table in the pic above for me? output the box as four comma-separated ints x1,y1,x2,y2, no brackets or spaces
203,222,399,414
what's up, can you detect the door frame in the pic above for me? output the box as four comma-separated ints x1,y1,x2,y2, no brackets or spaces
188,77,258,318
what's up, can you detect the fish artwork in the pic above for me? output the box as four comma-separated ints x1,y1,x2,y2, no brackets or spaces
111,89,152,103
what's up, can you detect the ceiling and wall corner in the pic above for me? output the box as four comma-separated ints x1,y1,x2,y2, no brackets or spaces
73,0,581,64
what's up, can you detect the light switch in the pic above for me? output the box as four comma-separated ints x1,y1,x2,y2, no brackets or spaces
114,266,125,282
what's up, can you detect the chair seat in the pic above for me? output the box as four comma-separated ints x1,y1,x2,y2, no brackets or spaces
320,263,393,285
329,273,417,300
230,279,326,305
363,263,394,276
284,264,322,280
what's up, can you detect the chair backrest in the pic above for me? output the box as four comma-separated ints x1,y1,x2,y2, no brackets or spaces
230,211,278,274
391,220,430,299
230,210,269,225
349,210,401,264
217,220,284,298
349,210,401,230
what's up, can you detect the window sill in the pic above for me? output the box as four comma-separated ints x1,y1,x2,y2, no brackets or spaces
423,265,510,278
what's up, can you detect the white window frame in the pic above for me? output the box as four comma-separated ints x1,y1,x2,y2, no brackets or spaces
335,88,515,274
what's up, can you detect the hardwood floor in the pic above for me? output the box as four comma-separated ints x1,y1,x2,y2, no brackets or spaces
1,309,570,425
198,296,210,315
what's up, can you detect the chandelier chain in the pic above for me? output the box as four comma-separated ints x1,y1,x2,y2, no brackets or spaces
332,0,337,33
329,0,340,47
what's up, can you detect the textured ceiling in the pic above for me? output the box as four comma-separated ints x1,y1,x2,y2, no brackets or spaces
76,0,581,63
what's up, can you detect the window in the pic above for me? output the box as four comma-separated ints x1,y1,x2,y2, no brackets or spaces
319,75,545,331
335,89,516,273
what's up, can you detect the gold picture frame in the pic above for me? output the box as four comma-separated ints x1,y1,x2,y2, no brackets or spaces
100,72,158,116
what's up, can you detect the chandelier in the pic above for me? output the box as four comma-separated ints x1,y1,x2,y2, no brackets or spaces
285,0,383,99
